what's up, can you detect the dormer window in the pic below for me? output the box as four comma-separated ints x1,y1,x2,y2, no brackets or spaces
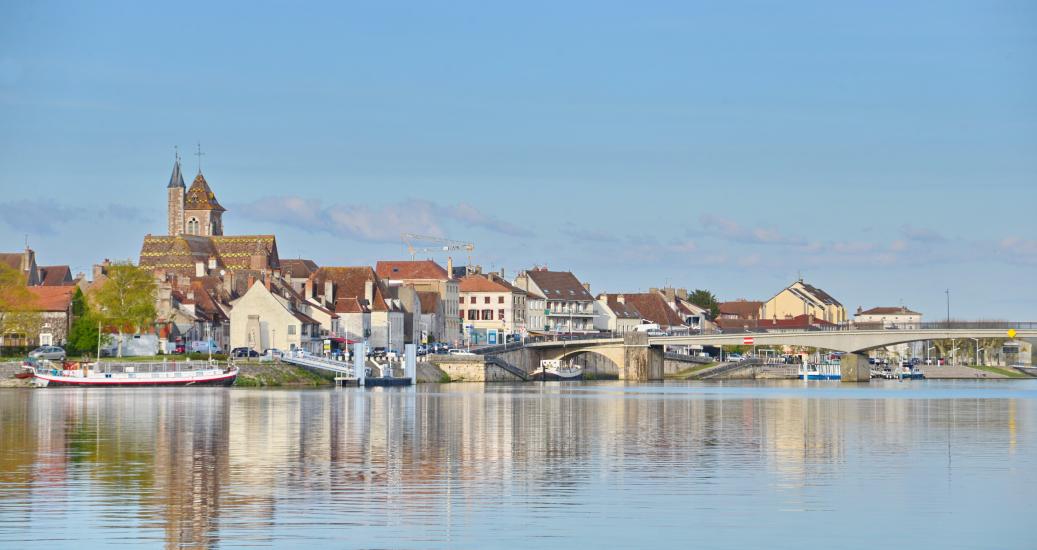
187,218,200,235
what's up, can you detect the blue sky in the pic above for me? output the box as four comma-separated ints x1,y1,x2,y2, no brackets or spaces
1,1,1035,318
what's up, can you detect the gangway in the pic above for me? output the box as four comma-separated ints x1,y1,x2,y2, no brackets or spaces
281,351,360,379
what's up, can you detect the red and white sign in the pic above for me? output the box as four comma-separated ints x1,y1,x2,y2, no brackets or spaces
742,336,755,345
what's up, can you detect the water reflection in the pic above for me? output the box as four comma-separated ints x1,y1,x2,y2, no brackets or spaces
0,381,1034,549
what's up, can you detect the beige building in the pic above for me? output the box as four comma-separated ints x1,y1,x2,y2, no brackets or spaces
761,279,847,325
376,260,459,345
854,306,922,329
513,268,597,334
458,273,527,343
593,294,642,333
229,280,322,353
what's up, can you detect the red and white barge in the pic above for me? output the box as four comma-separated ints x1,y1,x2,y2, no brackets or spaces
23,360,238,387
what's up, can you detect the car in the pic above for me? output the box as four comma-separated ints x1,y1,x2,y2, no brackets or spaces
448,349,476,356
260,348,285,362
725,353,742,362
231,347,260,358
29,346,66,361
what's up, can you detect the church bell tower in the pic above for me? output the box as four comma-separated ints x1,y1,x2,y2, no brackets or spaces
167,152,186,236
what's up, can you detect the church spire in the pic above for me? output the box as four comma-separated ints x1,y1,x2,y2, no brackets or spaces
167,148,185,189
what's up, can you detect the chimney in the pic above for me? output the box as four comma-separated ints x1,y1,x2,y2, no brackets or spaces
447,256,454,279
20,248,34,272
617,294,625,304
195,261,206,277
304,278,313,300
324,280,334,301
265,272,272,291
364,280,374,304
247,274,256,289
582,282,591,293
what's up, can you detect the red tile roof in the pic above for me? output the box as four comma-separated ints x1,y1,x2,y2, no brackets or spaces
607,293,684,327
459,274,513,293
718,300,762,319
375,260,449,281
281,259,319,279
858,306,920,316
38,265,74,286
26,286,74,312
313,266,391,312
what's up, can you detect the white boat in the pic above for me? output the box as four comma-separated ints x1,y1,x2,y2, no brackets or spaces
24,359,238,387
532,359,584,381
799,363,841,380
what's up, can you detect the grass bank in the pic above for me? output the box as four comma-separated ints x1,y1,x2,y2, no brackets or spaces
234,362,333,387
969,365,1030,378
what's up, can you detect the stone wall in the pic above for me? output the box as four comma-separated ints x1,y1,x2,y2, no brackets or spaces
427,356,524,382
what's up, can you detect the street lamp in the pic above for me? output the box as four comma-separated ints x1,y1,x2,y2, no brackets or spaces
970,337,981,366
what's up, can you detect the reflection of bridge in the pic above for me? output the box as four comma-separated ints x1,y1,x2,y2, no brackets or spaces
512,325,1037,382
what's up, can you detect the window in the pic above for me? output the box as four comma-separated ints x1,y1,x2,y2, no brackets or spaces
498,309,505,320
484,297,490,304
470,297,477,304
498,296,504,304
481,309,493,320
468,310,478,320
187,218,200,235
288,325,296,335
459,297,464,304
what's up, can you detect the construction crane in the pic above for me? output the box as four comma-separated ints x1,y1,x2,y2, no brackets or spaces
400,233,475,265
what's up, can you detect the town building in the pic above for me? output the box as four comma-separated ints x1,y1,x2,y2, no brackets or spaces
229,279,323,353
417,291,443,344
457,272,527,344
650,287,713,332
376,260,460,344
27,286,75,347
761,280,847,325
718,300,763,321
309,266,404,351
853,306,923,329
601,292,688,334
1,248,76,287
593,294,642,334
513,268,597,334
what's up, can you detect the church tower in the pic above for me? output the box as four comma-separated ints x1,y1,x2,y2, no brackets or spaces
183,170,226,236
167,153,186,236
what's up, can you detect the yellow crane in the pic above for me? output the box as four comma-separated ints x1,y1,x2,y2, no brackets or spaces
400,233,475,265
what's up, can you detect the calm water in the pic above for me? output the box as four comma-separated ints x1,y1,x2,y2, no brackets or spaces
1,381,1035,549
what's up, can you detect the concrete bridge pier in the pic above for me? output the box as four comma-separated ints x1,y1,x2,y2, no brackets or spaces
840,353,870,383
622,333,664,381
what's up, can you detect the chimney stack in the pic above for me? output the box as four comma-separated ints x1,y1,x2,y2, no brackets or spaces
447,256,454,279
582,282,591,293
304,278,314,300
324,280,333,302
247,274,256,289
364,280,374,304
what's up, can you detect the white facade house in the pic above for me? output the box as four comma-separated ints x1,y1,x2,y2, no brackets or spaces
593,294,642,334
513,268,598,334
854,306,923,329
229,280,320,353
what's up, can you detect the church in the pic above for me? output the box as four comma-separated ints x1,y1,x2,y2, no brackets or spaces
140,154,280,279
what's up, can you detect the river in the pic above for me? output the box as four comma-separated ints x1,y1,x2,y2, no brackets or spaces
1,380,1034,549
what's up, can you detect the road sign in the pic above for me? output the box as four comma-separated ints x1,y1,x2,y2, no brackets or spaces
743,336,755,345
1008,329,1017,338
488,329,498,345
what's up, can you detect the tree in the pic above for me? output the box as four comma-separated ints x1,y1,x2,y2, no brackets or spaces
688,289,720,320
91,263,157,357
0,264,41,353
67,287,108,356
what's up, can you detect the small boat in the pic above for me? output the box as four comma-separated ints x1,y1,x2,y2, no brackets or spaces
23,359,238,387
531,360,584,381
799,363,841,380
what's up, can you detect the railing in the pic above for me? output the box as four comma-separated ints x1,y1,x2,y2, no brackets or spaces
281,351,357,376
484,355,529,381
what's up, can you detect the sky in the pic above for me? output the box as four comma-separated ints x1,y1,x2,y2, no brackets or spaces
1,1,1035,319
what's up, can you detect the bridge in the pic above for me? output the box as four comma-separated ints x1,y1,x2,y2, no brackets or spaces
505,323,1037,382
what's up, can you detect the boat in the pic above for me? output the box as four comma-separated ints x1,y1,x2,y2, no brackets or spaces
22,359,238,387
799,363,841,380
531,360,584,381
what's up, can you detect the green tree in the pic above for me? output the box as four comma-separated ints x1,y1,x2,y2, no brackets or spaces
0,264,42,354
688,289,720,320
92,263,157,357
67,287,108,356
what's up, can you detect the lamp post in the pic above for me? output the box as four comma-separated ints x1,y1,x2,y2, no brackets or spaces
945,288,950,328
970,337,981,366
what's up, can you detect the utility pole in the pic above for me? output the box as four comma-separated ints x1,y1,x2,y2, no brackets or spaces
945,289,950,327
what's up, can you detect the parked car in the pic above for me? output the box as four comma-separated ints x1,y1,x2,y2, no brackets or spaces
448,349,476,356
261,348,285,362
29,346,66,361
231,347,260,358
725,353,742,362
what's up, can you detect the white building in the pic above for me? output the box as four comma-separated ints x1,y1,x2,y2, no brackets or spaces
229,280,321,353
593,294,642,334
513,268,598,334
